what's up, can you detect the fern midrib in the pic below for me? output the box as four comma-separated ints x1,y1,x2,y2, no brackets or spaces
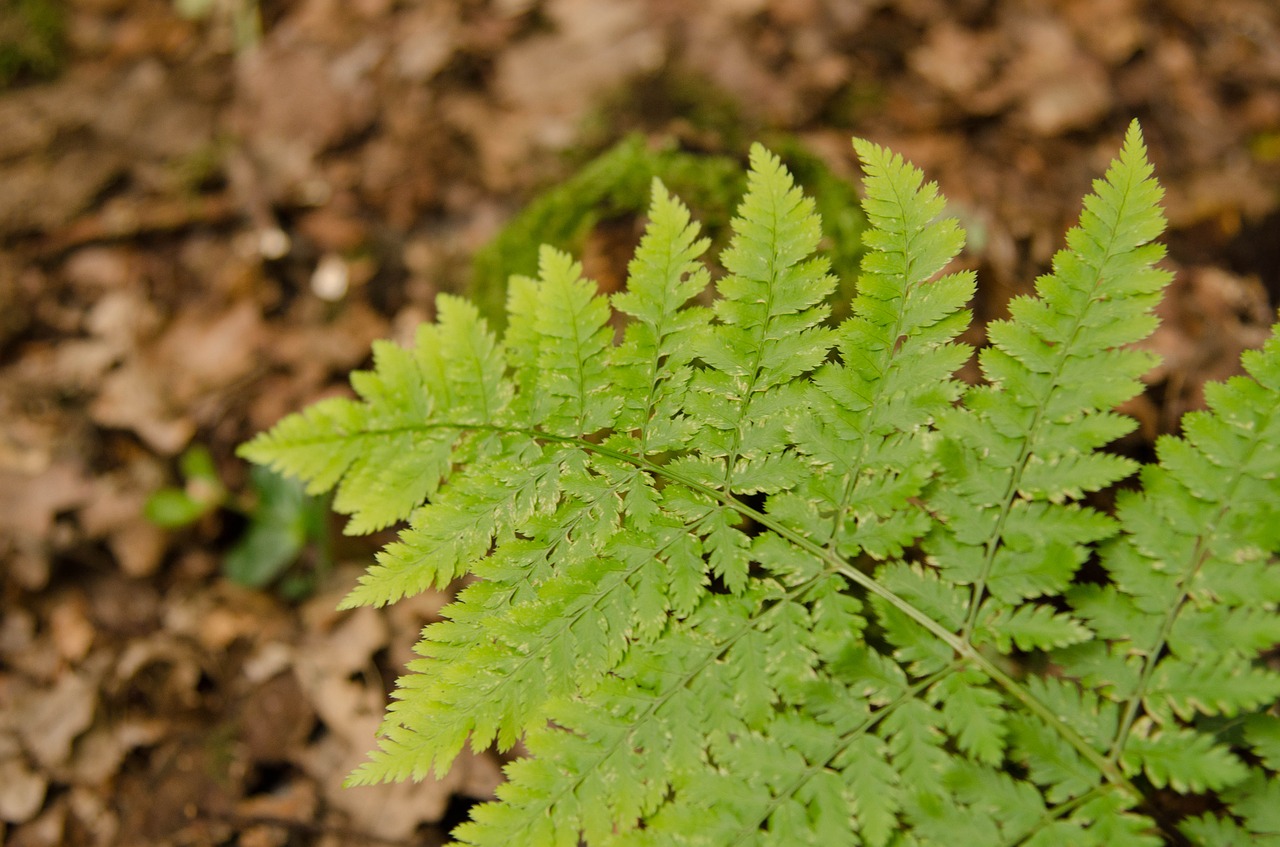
960,327,1081,640
465,332,494,423
721,185,787,493
1003,784,1108,847
635,318,666,457
568,294,596,433
629,240,696,457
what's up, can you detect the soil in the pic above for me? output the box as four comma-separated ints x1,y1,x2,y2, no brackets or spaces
2,1,1278,845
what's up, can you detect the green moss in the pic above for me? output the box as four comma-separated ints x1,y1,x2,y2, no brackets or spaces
820,80,888,127
0,0,66,88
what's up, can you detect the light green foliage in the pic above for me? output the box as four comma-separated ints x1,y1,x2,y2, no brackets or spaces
240,122,1280,845
221,464,330,595
145,445,329,595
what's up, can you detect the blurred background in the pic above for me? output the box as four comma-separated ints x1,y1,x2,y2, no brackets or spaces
1,1,1278,844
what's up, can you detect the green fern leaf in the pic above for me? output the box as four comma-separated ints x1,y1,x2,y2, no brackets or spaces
1120,724,1248,793
1244,714,1280,771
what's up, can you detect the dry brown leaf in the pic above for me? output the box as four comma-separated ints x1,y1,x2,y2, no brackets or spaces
232,33,377,203
3,792,66,847
65,786,118,847
90,362,195,455
477,0,664,183
0,147,127,236
0,608,62,682
242,641,295,685
164,583,292,652
91,299,266,455
68,717,167,787
1060,0,1149,63
0,463,92,592
78,467,170,578
106,519,169,578
0,733,47,825
390,4,459,82
49,594,96,664
239,671,316,763
159,301,265,408
114,634,205,714
910,22,1002,106
0,463,92,542
15,671,99,770
237,776,319,826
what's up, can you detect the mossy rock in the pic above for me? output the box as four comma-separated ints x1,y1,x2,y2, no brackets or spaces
469,134,867,328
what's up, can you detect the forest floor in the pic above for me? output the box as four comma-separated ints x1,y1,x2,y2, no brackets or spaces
2,1,1279,845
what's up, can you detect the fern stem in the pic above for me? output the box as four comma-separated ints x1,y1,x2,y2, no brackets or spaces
719,261,777,494
824,560,1141,803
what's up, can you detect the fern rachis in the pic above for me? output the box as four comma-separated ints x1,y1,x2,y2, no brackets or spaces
241,121,1280,846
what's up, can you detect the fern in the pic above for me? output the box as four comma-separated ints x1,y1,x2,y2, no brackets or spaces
239,121,1280,846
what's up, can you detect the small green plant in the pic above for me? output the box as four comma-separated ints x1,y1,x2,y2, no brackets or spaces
241,122,1280,845
145,445,228,529
147,446,330,595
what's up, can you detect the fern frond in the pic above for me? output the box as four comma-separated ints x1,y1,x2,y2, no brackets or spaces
521,245,618,434
240,123,1279,846
453,137,983,847
609,179,712,454
344,182,728,786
